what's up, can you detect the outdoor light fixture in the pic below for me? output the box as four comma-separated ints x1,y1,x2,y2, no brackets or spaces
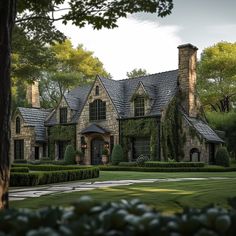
81,143,87,149
104,142,109,149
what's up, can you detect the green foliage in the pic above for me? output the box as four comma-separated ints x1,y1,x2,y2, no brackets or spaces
215,147,230,167
197,42,236,112
136,155,150,167
64,145,76,164
206,112,236,158
99,166,236,172
118,162,137,167
145,161,205,168
48,125,76,159
10,167,29,173
10,166,99,186
126,68,148,78
102,148,109,156
2,196,236,235
111,144,124,165
121,118,158,161
161,98,186,161
13,159,27,164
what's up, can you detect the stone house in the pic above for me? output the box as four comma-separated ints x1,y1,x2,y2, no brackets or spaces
11,44,223,164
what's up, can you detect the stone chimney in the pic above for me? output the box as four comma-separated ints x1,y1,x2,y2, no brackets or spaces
178,43,198,117
26,81,40,108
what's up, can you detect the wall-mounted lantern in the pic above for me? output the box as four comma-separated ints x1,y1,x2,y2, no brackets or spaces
104,142,109,149
81,143,87,149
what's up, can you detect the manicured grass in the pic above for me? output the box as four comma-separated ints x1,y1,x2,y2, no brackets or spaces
11,171,236,213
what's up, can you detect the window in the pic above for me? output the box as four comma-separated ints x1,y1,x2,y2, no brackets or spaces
95,86,99,96
60,107,67,123
14,140,24,160
134,96,145,117
89,99,106,121
16,117,21,134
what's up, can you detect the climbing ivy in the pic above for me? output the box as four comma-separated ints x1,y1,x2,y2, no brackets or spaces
161,98,186,161
120,118,158,161
48,125,76,159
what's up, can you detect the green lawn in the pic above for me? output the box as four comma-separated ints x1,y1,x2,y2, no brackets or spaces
11,171,236,213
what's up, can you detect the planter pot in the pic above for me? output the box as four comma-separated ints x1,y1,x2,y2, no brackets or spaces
76,155,81,164
102,155,109,165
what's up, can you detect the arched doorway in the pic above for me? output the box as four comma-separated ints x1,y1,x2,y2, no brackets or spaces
190,148,200,162
91,137,104,165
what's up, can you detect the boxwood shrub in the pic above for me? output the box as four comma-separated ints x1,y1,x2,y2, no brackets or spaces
144,161,205,168
1,196,236,235
10,167,99,187
99,166,236,172
10,167,29,173
12,164,85,171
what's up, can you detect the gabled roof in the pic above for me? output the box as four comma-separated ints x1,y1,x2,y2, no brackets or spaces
45,85,91,126
45,70,178,124
100,70,178,118
183,114,224,143
17,107,51,141
81,124,110,134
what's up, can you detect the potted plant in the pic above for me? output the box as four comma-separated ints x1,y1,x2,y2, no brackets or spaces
75,149,84,164
102,148,109,164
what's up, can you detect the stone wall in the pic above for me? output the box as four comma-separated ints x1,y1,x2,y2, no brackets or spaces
11,113,36,162
56,97,73,123
77,78,119,164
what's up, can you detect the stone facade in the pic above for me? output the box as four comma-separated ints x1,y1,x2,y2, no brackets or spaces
76,79,119,164
11,112,44,162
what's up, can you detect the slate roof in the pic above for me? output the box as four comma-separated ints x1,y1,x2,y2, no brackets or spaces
45,85,91,125
183,114,224,143
99,70,178,118
18,107,51,141
81,124,110,134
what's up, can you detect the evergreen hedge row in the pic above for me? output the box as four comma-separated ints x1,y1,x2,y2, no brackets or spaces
100,166,236,172
10,167,29,173
10,167,99,186
1,196,236,235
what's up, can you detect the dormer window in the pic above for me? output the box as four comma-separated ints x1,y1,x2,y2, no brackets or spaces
89,99,106,121
60,107,67,123
134,96,145,117
16,117,21,134
95,86,99,96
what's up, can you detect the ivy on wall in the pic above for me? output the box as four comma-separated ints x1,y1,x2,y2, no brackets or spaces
48,125,76,159
161,98,186,161
120,118,158,161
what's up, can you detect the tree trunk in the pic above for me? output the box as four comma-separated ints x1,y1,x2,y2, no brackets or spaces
0,0,16,209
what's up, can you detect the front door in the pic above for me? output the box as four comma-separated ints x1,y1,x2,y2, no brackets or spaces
91,139,104,165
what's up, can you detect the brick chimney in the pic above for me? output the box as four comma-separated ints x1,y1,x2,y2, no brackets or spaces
178,43,198,117
26,81,40,108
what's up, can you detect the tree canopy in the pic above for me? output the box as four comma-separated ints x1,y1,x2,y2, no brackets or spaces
0,0,173,209
197,42,236,112
126,68,148,78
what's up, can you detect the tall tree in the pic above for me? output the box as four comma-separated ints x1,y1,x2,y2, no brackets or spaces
126,68,148,78
197,42,236,112
0,0,173,209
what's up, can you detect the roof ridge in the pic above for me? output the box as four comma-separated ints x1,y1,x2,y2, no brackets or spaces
119,69,178,81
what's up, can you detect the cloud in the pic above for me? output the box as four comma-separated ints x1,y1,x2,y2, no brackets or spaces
55,18,182,80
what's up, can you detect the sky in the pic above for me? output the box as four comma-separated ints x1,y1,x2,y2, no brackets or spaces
55,0,236,80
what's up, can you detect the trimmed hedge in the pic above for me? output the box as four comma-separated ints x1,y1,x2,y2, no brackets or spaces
119,162,137,167
1,196,236,235
144,161,205,168
13,159,27,164
216,147,230,167
10,167,99,186
111,144,124,165
99,166,236,172
10,167,29,173
12,164,86,171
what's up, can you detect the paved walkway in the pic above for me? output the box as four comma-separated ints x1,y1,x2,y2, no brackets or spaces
9,177,231,201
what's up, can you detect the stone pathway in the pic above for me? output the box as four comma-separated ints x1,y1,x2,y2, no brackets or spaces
9,177,232,201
